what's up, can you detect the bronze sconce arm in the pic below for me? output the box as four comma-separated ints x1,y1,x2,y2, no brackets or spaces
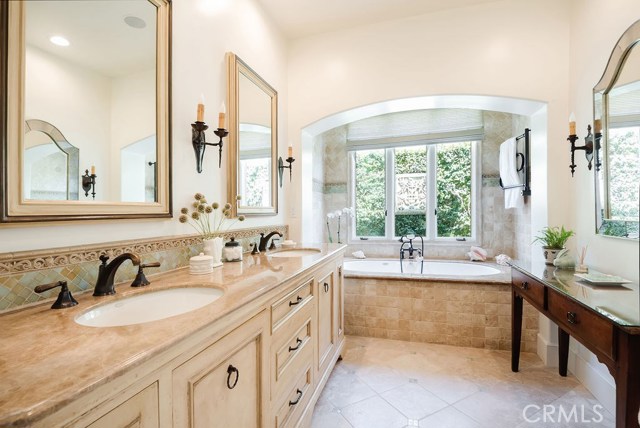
192,121,227,173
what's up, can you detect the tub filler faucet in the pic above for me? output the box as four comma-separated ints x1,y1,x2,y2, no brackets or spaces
399,233,424,273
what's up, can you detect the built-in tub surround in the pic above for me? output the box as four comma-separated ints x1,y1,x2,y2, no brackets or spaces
0,243,344,426
0,225,287,311
344,259,539,352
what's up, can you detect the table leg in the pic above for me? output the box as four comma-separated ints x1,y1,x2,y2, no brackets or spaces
511,291,523,372
558,327,569,377
615,332,640,428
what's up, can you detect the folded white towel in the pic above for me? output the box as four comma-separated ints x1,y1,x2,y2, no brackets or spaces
499,137,523,209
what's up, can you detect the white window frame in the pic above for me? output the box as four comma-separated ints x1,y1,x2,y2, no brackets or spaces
347,140,481,245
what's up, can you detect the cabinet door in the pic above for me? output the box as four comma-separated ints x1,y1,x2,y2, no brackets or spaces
84,383,159,428
317,271,335,373
173,314,267,428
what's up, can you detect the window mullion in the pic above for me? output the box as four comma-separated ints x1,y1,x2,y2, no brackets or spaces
385,148,394,239
426,146,437,241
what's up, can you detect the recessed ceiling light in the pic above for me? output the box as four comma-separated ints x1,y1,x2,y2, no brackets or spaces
49,36,70,47
124,15,146,29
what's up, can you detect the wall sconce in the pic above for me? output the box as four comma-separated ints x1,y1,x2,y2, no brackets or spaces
192,122,227,173
192,99,227,173
278,156,295,187
568,124,600,177
82,168,96,199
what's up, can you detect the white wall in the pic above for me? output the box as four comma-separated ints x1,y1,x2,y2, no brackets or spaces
287,0,573,244
566,0,640,414
570,0,640,283
0,0,288,253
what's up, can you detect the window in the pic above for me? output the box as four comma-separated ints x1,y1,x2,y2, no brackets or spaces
350,140,478,242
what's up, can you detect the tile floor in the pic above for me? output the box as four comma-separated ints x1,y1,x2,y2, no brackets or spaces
311,336,614,428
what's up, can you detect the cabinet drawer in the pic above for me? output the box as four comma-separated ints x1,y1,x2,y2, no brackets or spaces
274,365,313,428
512,269,545,309
547,288,614,360
275,318,312,385
272,280,313,331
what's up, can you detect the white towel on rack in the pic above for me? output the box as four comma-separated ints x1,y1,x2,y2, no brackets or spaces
499,137,523,209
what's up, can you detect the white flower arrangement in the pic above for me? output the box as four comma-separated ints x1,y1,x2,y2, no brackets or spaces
326,207,354,243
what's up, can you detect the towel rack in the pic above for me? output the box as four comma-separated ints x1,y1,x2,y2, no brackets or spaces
499,128,531,196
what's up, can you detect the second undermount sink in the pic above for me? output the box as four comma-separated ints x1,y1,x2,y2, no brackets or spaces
75,287,224,328
269,248,322,258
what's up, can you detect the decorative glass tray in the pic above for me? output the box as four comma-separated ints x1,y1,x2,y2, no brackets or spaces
574,272,632,286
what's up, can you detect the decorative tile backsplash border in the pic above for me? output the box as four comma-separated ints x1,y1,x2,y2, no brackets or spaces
0,225,287,311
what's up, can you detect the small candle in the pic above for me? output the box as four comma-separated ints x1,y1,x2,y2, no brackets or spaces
594,117,602,134
287,143,293,158
90,165,95,175
197,94,205,122
569,112,576,136
218,102,226,129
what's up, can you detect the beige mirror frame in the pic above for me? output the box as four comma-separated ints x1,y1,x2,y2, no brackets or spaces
226,52,278,217
0,0,172,223
593,19,640,239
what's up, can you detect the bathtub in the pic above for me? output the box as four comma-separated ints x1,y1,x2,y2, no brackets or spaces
343,259,503,278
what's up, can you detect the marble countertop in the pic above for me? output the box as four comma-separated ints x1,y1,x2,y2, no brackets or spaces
0,243,345,427
510,260,640,328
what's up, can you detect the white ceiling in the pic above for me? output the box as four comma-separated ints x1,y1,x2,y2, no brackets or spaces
255,0,501,39
25,0,156,78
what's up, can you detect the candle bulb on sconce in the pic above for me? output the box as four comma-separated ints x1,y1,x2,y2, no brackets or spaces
218,102,226,129
569,112,576,136
197,94,205,122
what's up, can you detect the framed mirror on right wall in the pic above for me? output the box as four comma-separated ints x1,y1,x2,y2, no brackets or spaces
226,52,278,217
593,19,640,239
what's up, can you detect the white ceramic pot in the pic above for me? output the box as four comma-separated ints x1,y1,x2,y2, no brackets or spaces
203,237,223,267
542,246,563,265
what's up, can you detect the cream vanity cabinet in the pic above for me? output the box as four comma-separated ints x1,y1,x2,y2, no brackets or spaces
173,312,269,428
30,253,345,428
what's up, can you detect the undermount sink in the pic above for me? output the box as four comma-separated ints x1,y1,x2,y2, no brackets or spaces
75,287,224,328
269,248,322,258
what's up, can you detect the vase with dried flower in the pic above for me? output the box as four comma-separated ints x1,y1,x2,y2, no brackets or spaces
179,193,244,266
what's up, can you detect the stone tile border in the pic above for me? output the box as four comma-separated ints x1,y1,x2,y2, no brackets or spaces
0,225,288,276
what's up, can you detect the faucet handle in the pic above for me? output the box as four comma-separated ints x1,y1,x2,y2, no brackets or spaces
269,238,280,251
34,280,78,309
99,254,110,265
131,262,161,287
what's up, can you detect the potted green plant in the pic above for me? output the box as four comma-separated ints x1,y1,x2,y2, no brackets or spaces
533,226,575,265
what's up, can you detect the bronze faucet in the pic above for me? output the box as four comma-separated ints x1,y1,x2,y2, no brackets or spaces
93,253,141,296
258,231,283,252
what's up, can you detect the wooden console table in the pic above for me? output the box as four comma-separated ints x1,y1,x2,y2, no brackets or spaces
510,262,640,428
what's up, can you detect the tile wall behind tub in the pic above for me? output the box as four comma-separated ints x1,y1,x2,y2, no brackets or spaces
0,225,287,311
318,111,531,261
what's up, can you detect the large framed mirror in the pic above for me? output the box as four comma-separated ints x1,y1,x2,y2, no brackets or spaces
0,0,171,223
593,19,640,239
226,52,278,216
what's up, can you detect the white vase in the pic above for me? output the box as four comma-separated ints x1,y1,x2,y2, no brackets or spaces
203,237,223,267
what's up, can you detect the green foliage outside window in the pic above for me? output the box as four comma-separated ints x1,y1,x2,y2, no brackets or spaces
355,150,386,236
436,142,472,237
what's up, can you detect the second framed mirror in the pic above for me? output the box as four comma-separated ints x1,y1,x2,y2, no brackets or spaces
226,52,278,216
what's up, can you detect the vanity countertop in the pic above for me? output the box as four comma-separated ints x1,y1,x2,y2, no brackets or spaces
510,260,640,328
0,243,346,427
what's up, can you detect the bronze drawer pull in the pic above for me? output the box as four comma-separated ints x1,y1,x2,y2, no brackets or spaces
289,296,303,307
567,312,578,325
289,389,303,406
226,365,239,389
289,338,303,352
521,281,529,290
324,282,329,292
